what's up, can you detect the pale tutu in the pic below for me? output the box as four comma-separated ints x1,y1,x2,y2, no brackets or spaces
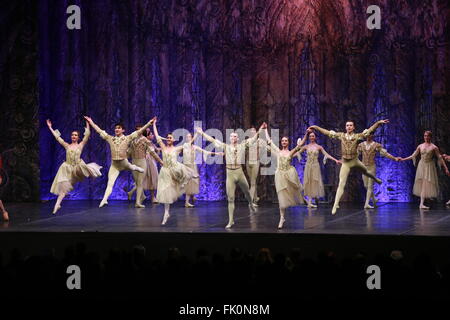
143,152,158,190
50,159,102,195
275,156,305,209
303,150,325,198
156,150,197,204
413,149,439,199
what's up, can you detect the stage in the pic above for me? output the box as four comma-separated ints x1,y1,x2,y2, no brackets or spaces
2,201,450,236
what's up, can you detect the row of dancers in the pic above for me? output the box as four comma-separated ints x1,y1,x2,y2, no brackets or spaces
37,116,450,229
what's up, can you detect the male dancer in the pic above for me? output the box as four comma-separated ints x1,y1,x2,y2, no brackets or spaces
196,122,267,228
357,133,400,209
308,119,389,214
128,125,163,208
84,116,155,207
245,126,266,206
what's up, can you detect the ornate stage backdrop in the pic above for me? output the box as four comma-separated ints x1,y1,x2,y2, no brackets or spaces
5,0,450,202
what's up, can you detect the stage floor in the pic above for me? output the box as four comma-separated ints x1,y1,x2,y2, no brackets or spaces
1,200,450,236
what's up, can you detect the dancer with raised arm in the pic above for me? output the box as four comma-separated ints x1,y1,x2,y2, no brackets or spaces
47,119,102,213
196,122,267,229
400,131,449,209
265,128,309,228
298,130,341,208
84,116,155,207
153,119,197,225
245,126,266,207
357,134,400,209
0,155,9,221
127,125,163,208
308,119,389,214
182,132,223,208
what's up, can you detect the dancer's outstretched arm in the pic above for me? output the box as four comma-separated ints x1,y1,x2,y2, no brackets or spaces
364,119,389,136
377,144,400,161
129,117,156,139
46,119,68,148
84,116,109,140
244,122,267,147
319,146,341,164
195,127,225,149
153,118,166,150
401,146,420,162
264,127,280,154
308,125,340,139
79,121,91,148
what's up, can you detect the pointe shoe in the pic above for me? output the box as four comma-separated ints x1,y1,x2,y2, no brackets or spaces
52,205,61,214
249,203,257,213
225,221,235,229
152,199,159,204
331,205,338,215
99,200,108,208
278,217,285,229
252,202,259,207
364,204,374,209
2,211,9,221
185,202,194,208
161,212,170,225
419,205,430,210
446,200,450,206
375,178,382,184
307,203,317,208
135,203,145,208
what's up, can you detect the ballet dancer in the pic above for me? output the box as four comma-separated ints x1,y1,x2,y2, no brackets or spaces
298,130,341,208
196,122,267,228
443,153,450,206
126,129,162,204
308,119,389,214
265,128,309,228
0,156,8,221
245,126,266,207
47,119,102,213
153,118,197,225
400,131,449,209
357,133,400,209
127,125,163,208
182,132,222,207
84,116,155,207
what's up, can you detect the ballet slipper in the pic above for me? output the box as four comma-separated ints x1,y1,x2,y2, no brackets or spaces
419,205,430,210
161,212,170,225
252,202,259,207
331,205,338,215
99,200,108,208
2,211,9,221
185,202,194,208
277,217,285,229
135,203,145,208
249,203,257,213
364,204,374,209
446,200,450,206
225,221,235,229
52,205,61,214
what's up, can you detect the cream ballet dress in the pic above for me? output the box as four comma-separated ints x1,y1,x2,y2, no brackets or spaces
268,142,305,209
412,146,439,199
50,128,102,195
302,149,326,198
156,148,197,204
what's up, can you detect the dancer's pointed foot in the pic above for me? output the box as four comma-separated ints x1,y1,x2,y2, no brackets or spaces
277,217,285,229
249,203,257,213
308,203,317,208
254,196,260,204
364,204,374,209
2,211,9,221
161,212,170,225
152,199,159,204
225,221,235,229
99,200,108,208
185,202,194,208
446,199,450,206
52,205,61,214
135,203,145,208
331,205,338,215
252,202,259,207
419,205,430,210
375,178,382,184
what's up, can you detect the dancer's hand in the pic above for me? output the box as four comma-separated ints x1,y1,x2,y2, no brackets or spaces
307,126,315,131
260,122,267,130
378,119,389,124
84,116,93,124
216,152,225,156
395,157,401,162
85,121,90,129
336,160,342,165
151,116,157,124
46,119,52,128
195,127,203,134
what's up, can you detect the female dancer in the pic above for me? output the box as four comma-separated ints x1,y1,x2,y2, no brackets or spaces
298,131,341,208
0,155,9,221
47,119,102,214
401,131,449,209
182,132,222,207
153,118,197,225
443,153,450,206
265,128,308,229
